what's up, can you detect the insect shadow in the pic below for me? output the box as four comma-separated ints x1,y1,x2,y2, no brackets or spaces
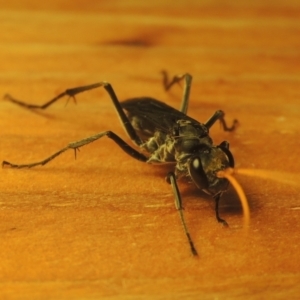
3,71,239,256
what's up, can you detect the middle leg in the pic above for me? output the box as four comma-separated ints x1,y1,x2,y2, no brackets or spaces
2,131,148,169
205,110,238,132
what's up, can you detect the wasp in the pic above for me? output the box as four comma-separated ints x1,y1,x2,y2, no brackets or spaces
3,72,239,256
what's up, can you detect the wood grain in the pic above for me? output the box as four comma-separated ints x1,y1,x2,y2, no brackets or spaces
0,1,300,299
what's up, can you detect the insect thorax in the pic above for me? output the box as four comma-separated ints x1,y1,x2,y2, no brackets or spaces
142,120,213,167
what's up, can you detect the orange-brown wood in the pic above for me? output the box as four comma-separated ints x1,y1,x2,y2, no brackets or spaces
0,1,300,299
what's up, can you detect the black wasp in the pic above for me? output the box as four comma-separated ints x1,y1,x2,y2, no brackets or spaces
3,72,238,256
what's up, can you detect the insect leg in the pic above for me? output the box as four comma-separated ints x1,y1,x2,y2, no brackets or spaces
167,172,198,256
4,83,103,109
205,110,238,131
161,71,192,114
100,83,144,146
214,193,228,226
5,82,144,146
2,131,148,169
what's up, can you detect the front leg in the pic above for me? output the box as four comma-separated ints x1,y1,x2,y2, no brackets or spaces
214,193,228,226
166,172,198,256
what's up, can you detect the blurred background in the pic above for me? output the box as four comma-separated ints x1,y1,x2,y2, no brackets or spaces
0,1,299,299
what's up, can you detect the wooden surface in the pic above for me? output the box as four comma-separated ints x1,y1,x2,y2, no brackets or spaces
1,1,300,299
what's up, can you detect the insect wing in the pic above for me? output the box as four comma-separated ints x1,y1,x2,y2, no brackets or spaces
121,97,199,138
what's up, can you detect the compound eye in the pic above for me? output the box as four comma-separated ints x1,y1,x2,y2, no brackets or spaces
188,157,209,190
